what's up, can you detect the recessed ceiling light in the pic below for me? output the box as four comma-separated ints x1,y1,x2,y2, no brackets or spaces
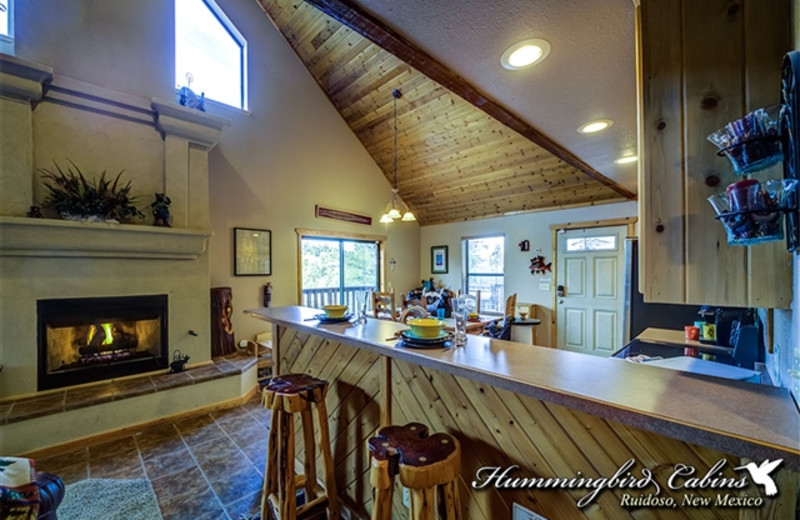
578,120,613,134
501,39,551,70
614,155,638,164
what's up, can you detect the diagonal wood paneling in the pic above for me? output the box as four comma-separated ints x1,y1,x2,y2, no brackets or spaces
256,0,635,225
275,324,799,519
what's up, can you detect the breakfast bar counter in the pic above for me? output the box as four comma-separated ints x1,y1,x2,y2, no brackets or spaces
247,305,799,519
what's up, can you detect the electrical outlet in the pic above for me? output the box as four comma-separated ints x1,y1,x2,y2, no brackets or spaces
402,486,410,508
512,503,548,520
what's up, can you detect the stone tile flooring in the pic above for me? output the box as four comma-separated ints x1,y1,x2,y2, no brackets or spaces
36,392,271,520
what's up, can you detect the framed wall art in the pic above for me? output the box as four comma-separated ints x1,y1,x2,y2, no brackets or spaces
431,245,448,274
234,227,272,276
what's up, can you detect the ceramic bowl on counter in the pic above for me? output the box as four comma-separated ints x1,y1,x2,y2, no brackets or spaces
407,318,446,338
322,305,348,318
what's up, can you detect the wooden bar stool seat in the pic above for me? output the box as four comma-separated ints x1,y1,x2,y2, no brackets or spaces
262,374,339,520
368,422,462,520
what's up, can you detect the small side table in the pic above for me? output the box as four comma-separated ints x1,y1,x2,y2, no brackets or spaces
510,318,541,345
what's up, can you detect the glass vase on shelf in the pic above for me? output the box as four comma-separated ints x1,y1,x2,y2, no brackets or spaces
707,105,784,175
707,178,797,246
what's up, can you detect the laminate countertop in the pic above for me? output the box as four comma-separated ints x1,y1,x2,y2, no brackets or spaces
246,306,800,469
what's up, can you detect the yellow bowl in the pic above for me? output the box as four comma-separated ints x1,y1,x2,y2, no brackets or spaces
468,312,479,320
407,318,445,338
322,305,348,318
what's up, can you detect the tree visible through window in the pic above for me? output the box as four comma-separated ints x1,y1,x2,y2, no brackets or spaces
463,236,505,314
300,237,380,311
175,0,247,109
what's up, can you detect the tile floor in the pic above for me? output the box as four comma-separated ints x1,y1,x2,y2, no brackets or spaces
36,392,271,520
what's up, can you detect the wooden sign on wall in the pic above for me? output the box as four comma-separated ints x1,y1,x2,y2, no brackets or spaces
315,205,372,226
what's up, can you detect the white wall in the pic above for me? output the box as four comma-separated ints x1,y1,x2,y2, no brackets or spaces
204,0,420,341
420,200,637,305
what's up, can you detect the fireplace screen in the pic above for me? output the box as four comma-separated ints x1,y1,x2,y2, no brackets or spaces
37,295,168,390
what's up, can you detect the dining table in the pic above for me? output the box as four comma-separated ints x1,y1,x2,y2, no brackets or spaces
441,314,499,334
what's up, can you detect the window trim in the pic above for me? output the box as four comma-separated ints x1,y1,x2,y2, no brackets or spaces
296,228,387,305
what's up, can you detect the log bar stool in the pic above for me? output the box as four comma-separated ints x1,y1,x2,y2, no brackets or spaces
368,422,462,520
262,374,339,520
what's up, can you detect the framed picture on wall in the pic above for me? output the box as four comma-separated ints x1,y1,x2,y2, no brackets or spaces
234,227,272,276
431,245,448,274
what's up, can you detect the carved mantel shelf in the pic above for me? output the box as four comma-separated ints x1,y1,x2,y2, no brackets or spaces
0,216,210,260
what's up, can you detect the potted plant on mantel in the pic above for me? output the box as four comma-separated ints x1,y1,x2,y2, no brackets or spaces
39,160,145,224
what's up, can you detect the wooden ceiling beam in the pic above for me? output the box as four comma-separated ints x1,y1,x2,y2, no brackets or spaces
303,0,637,200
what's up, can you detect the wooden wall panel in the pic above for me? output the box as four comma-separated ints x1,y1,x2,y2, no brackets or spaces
639,0,792,307
743,0,793,308
638,0,686,303
682,0,747,305
276,326,798,519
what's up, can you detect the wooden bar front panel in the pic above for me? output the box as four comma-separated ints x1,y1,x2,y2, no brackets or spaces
276,324,798,519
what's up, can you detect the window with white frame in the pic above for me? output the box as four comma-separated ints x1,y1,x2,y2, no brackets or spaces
175,0,247,110
463,235,505,314
0,0,14,55
565,235,617,252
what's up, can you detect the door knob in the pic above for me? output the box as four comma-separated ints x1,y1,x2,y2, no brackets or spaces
556,285,565,297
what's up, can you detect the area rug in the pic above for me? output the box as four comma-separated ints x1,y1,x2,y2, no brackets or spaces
60,478,163,520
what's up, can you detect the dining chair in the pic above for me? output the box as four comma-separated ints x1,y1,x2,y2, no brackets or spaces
402,291,424,309
455,289,480,314
371,289,397,321
504,293,517,317
483,315,515,340
399,305,428,323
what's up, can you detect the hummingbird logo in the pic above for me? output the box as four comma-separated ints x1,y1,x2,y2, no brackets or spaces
734,459,783,496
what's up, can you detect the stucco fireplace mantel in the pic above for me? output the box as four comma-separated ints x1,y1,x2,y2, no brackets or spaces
0,216,210,260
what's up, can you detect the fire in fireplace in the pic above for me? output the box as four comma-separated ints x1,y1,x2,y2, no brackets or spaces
37,295,169,390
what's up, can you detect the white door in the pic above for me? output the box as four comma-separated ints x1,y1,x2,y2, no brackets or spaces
556,225,626,356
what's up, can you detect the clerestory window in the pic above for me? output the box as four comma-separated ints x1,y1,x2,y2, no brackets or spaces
174,0,247,110
0,0,14,55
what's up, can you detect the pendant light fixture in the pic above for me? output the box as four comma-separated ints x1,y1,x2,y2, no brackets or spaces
380,89,416,223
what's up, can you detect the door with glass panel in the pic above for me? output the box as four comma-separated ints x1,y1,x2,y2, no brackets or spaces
556,226,626,356
300,237,379,312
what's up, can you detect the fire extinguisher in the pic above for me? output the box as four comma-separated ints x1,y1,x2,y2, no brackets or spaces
263,283,272,307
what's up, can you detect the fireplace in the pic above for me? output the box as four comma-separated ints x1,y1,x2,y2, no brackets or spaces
37,295,169,390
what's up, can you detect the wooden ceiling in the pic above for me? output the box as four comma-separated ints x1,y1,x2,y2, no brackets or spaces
256,0,636,226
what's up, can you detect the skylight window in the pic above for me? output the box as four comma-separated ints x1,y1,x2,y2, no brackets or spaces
175,0,247,110
0,0,14,55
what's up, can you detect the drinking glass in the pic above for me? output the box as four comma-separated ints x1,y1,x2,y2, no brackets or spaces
454,310,468,347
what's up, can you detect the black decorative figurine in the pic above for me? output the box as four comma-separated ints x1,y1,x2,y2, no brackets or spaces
26,205,43,218
169,350,190,373
151,193,172,227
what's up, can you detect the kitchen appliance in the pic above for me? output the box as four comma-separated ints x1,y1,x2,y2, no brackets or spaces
728,309,764,369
